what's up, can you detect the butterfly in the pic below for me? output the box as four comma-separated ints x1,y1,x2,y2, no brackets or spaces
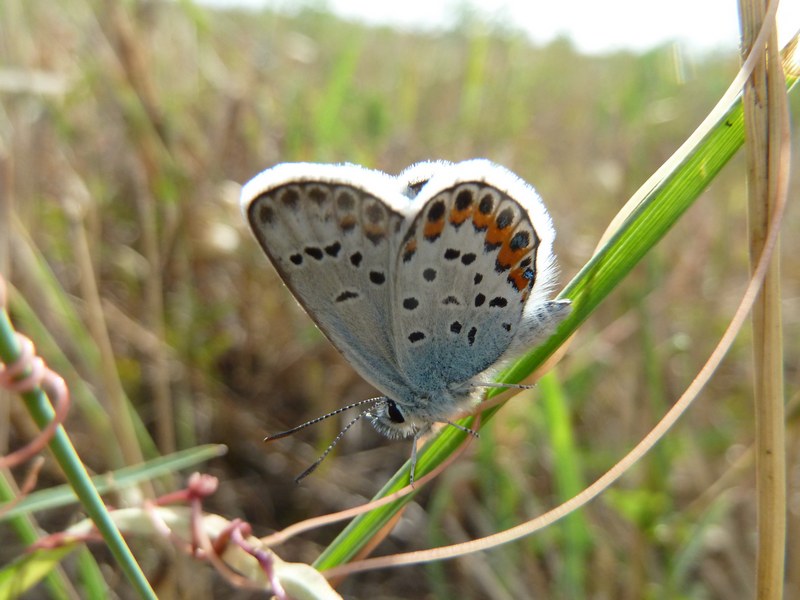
240,159,571,481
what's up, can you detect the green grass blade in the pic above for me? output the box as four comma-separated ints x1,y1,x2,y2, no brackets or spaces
538,371,591,594
75,546,110,600
0,444,226,523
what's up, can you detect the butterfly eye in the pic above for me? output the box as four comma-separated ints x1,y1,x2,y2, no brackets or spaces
386,400,405,423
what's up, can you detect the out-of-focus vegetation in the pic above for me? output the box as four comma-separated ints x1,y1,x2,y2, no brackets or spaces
1,1,798,598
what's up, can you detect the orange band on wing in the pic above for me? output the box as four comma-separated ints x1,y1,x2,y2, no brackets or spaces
508,267,532,292
472,210,492,231
423,218,445,240
497,245,529,270
485,221,514,247
449,203,473,226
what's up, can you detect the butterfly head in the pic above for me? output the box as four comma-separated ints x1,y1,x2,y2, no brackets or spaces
366,385,480,440
367,398,429,440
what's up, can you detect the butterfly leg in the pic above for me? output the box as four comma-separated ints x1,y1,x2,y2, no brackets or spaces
408,434,420,487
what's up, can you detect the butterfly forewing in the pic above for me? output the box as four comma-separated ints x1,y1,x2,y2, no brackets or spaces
242,164,412,397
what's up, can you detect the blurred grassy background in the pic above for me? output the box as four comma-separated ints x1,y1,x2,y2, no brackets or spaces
1,1,798,598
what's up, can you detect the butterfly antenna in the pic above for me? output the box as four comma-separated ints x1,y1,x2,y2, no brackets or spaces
294,408,371,483
264,396,386,442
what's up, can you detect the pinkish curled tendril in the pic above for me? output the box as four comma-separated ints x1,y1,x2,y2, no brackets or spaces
0,333,71,468
144,473,274,592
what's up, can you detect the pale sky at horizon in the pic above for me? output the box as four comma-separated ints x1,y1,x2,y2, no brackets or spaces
200,0,799,55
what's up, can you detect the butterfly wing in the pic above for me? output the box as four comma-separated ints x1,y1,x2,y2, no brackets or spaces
241,163,414,398
391,160,565,391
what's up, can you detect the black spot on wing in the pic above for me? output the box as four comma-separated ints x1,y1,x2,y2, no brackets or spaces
281,188,299,208
510,231,530,251
336,190,355,210
403,297,419,310
455,190,472,210
325,242,341,257
257,203,274,225
308,187,328,205
427,200,446,222
365,202,384,223
305,247,323,260
335,291,359,302
496,208,514,229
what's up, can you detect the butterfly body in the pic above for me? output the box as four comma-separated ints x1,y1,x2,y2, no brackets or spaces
241,159,570,461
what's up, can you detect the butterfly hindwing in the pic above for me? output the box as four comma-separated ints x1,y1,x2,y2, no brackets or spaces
392,161,558,391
